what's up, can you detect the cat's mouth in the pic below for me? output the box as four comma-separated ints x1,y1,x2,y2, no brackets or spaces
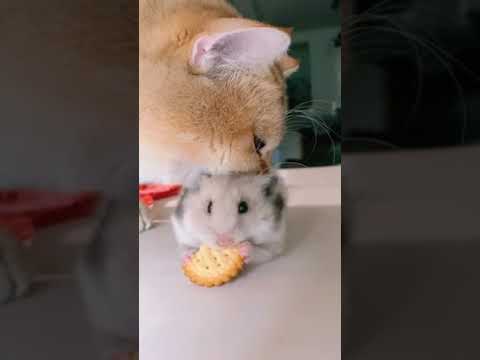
259,158,270,174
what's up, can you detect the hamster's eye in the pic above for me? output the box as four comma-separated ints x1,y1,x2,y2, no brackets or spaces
253,135,266,155
238,201,249,214
207,200,213,215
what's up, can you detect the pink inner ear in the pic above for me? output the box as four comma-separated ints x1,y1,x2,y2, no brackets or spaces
191,35,215,69
190,28,291,73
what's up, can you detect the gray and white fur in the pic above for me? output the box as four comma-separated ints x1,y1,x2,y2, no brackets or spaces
172,172,287,266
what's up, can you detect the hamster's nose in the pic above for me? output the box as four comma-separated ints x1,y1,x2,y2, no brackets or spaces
216,233,234,247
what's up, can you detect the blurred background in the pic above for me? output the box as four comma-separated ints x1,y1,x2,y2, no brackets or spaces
231,0,341,168
341,1,480,359
343,0,480,151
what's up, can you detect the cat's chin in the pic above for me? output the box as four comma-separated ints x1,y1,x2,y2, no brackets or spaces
139,158,205,187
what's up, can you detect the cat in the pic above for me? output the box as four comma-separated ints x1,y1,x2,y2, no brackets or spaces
139,0,300,186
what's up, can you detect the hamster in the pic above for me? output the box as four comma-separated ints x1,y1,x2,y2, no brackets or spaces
171,172,288,266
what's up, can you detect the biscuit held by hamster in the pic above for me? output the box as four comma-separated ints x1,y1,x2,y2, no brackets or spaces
172,172,287,266
182,245,244,287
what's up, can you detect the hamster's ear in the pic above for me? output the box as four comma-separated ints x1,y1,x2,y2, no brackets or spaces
263,174,279,198
197,172,213,187
189,27,291,74
199,172,212,179
184,172,211,192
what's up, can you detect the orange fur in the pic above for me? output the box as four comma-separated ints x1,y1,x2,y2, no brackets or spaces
139,0,298,182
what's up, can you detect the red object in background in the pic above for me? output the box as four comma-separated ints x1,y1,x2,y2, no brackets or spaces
0,190,99,243
139,184,182,207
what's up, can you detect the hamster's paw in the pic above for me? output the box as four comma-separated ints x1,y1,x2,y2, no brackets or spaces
238,241,253,263
182,254,192,265
181,249,196,265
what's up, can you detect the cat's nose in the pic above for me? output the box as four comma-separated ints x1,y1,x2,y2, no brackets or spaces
257,151,273,173
216,233,234,247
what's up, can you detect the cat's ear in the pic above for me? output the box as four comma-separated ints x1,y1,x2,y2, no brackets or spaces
278,55,300,78
189,27,291,74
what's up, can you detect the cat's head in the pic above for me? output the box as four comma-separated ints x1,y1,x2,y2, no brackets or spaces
140,14,299,175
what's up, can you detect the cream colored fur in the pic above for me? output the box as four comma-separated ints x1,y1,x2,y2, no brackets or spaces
139,0,298,185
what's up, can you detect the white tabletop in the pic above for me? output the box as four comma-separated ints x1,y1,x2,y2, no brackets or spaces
140,165,341,360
